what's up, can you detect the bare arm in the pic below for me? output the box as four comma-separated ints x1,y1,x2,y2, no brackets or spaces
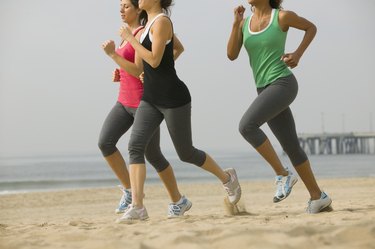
279,10,317,68
121,17,173,68
227,5,246,61
173,34,184,61
101,38,143,78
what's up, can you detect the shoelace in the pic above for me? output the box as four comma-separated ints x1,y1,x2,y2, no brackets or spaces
119,191,132,207
168,204,182,216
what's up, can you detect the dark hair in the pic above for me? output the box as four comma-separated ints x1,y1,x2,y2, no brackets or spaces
269,0,283,9
160,0,174,16
130,0,148,25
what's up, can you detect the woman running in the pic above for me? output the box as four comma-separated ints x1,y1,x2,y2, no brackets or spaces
227,0,332,213
100,0,189,218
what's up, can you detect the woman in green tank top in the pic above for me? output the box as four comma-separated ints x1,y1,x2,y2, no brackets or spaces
227,0,332,214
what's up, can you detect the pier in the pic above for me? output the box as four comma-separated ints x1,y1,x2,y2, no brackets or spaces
298,132,375,155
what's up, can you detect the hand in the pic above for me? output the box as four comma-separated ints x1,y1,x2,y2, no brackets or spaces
102,40,116,57
119,25,133,41
112,68,120,82
281,52,301,69
139,72,144,84
234,5,245,24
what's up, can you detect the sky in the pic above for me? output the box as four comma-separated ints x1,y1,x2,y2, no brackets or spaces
0,0,374,158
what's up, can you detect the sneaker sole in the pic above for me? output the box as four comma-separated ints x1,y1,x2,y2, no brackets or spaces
273,177,298,203
320,204,333,212
116,216,149,224
308,203,333,214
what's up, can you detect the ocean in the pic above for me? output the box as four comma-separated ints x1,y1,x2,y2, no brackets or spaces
0,150,374,194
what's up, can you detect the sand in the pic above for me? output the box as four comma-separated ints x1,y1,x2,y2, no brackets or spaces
1,177,375,249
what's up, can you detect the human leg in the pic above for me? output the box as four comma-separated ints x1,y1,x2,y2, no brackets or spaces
98,102,134,188
239,76,298,175
268,108,322,200
127,101,164,208
98,103,135,213
118,102,164,222
239,75,300,202
161,103,241,204
265,76,332,211
144,127,182,203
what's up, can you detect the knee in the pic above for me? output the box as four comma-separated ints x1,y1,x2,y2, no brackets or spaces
98,139,116,157
177,148,205,166
145,151,169,172
238,119,258,138
128,139,144,157
128,137,146,164
178,152,194,164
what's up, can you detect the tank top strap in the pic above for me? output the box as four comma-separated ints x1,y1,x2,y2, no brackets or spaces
140,13,168,43
133,26,144,36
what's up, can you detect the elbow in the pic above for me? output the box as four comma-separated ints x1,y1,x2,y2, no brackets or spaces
227,46,239,61
150,61,161,68
309,23,317,36
227,53,238,61
313,24,317,35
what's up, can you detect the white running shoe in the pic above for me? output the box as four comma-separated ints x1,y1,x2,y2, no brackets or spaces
167,195,192,218
306,192,332,214
223,168,242,205
115,186,132,214
116,204,149,223
273,170,298,203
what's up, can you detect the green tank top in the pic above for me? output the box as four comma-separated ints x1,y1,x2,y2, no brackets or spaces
242,9,292,88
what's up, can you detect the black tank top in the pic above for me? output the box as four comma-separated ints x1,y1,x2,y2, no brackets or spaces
141,15,191,108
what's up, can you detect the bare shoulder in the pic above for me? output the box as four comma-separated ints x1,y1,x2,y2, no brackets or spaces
150,16,171,35
279,10,304,31
279,9,315,31
153,16,172,29
279,10,299,22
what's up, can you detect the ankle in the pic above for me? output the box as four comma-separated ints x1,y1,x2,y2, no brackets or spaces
310,192,322,200
276,169,288,177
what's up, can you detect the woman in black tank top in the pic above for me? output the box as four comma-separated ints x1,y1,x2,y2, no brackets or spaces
116,0,242,222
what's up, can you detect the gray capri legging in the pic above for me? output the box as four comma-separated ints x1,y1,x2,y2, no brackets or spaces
128,101,206,167
239,74,308,166
98,101,169,172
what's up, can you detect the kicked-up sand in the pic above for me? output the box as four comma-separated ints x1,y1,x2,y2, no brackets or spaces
0,177,374,249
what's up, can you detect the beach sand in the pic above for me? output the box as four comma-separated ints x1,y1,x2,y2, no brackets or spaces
1,177,374,249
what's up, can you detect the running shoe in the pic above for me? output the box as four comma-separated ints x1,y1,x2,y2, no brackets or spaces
116,204,149,223
273,170,298,203
306,192,332,214
223,168,242,204
167,195,192,218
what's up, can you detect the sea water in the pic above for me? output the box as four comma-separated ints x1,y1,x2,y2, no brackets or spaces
0,150,374,194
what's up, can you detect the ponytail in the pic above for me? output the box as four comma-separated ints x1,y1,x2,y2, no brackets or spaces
269,0,283,9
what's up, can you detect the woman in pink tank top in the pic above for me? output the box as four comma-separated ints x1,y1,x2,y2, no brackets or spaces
99,0,186,219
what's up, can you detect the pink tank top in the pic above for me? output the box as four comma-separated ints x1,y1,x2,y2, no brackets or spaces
116,26,144,108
